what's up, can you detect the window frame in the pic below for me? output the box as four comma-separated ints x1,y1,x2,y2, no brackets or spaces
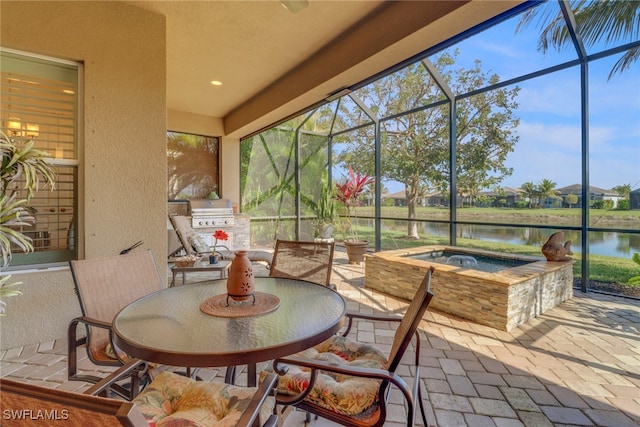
0,47,81,270
167,130,221,201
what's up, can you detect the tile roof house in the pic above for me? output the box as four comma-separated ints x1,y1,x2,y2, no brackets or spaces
556,184,624,208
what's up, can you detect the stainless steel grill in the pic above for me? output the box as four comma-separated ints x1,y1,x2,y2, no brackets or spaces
188,199,235,250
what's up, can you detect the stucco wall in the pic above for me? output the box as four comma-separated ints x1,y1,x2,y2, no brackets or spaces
0,1,167,350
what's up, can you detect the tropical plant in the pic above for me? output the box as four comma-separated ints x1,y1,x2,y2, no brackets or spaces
518,0,640,80
537,179,560,207
0,131,55,315
311,177,337,236
0,274,22,316
335,167,375,242
520,181,539,208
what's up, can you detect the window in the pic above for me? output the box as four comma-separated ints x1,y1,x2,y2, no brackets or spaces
167,131,220,200
1,49,79,268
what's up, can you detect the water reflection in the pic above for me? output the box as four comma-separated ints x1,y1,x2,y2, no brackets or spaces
381,220,638,258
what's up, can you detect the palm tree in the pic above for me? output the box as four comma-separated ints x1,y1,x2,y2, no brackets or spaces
518,0,640,80
538,178,559,208
520,181,538,208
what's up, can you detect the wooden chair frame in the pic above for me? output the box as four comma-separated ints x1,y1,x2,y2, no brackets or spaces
0,373,148,426
2,358,279,427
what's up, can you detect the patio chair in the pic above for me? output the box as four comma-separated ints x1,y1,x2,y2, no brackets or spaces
67,250,182,399
269,239,335,288
168,214,273,268
265,266,435,427
0,376,148,426
1,358,279,427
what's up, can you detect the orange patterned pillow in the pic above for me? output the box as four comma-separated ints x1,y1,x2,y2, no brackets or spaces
264,335,387,417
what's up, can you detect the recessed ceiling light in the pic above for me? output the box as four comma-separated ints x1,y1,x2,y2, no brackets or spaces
210,80,223,86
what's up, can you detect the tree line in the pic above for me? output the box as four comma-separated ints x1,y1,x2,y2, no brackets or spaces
518,181,631,209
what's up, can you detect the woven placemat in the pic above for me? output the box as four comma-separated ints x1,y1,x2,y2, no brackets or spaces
200,292,280,318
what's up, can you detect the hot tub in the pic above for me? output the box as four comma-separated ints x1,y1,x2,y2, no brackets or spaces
365,245,573,331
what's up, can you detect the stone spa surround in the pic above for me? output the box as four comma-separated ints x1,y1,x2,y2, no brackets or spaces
364,246,574,331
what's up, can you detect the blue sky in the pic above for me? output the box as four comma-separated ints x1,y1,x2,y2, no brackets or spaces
446,6,639,192
377,4,639,195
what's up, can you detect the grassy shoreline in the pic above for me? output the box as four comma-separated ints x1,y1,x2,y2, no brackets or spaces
343,224,639,288
372,206,640,226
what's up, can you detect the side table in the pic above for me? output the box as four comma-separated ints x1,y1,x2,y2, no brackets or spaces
170,260,230,287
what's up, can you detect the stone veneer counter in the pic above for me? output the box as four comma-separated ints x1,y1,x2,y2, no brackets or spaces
365,246,573,331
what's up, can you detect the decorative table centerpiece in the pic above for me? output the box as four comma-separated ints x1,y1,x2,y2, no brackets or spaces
174,254,200,267
226,250,255,304
210,229,229,264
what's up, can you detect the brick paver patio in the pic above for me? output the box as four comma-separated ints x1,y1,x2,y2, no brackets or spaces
1,250,639,426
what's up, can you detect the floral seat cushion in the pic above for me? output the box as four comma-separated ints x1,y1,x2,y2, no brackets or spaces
269,335,387,417
133,371,274,427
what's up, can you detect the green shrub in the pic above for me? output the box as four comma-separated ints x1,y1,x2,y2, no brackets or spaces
515,201,528,209
617,199,630,210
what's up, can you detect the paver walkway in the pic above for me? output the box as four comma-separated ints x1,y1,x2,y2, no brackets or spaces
1,251,639,426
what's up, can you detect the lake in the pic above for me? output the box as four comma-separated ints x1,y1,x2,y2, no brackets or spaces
415,222,640,258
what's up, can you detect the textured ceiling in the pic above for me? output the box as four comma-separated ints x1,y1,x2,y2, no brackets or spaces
124,1,521,137
127,1,384,117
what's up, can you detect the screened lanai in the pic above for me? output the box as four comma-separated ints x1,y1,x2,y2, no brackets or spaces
1,2,639,425
241,0,640,298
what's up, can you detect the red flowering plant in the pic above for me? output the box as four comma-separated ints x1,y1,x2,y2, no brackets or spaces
335,167,375,242
212,229,229,255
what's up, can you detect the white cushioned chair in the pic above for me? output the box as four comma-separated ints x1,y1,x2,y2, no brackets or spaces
169,214,273,268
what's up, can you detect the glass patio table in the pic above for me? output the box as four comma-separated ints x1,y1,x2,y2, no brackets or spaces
112,277,346,386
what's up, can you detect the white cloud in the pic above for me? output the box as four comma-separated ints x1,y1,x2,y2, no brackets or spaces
503,121,639,190
517,80,580,117
471,39,523,59
516,121,581,150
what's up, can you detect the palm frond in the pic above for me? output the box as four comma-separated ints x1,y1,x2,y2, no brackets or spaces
0,132,56,314
517,0,640,79
0,275,23,316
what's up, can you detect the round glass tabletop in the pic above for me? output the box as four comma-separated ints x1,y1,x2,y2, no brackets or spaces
113,277,346,367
